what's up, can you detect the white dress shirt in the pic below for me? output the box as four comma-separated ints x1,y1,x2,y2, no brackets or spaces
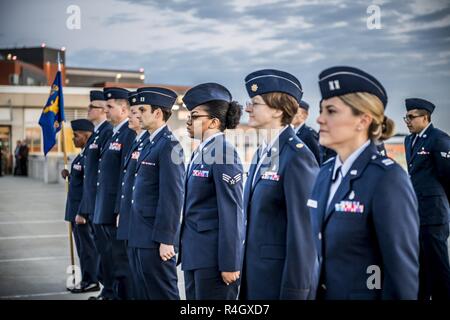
327,140,370,207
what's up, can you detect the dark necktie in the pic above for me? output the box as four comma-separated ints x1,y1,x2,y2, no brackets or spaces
187,148,199,175
251,145,269,188
332,165,342,183
410,134,418,157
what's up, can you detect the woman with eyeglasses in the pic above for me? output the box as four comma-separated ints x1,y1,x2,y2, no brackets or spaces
309,66,420,299
178,83,244,300
240,69,319,300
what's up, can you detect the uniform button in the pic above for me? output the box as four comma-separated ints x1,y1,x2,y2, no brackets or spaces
96,182,99,186
99,158,102,162
98,170,100,173
131,200,134,204
242,240,245,245
121,195,124,199
123,169,126,173
132,186,135,190
83,175,86,178
318,232,322,240
321,284,327,290
122,182,124,186
245,220,247,226
135,173,137,177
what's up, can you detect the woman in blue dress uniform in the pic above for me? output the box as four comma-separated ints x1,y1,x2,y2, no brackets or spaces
179,83,244,300
309,66,420,299
240,69,319,300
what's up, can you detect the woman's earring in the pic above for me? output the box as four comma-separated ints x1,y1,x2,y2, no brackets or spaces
356,126,362,131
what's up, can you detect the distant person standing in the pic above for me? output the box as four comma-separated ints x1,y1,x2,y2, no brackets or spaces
291,100,321,165
14,140,21,176
19,141,29,176
0,146,3,177
404,98,450,300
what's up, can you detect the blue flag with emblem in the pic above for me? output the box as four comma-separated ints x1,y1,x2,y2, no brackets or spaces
39,70,65,155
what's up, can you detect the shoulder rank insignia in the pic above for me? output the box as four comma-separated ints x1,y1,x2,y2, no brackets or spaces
440,151,450,158
222,173,241,185
417,147,429,155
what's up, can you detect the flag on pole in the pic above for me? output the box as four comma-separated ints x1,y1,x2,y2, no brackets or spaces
39,69,65,155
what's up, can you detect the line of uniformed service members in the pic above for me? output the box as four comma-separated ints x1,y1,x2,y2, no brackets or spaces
63,66,450,300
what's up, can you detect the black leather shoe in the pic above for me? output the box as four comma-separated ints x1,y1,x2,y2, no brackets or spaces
88,294,112,300
71,282,100,294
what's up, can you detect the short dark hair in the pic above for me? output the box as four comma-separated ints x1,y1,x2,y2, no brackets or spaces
115,99,129,107
150,105,172,122
261,92,299,126
417,109,431,122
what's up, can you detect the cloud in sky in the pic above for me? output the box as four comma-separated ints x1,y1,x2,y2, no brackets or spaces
1,0,450,133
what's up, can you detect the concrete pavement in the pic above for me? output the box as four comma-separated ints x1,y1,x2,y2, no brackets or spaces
0,176,185,300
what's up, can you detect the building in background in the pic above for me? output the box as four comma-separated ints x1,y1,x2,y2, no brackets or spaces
0,45,407,181
66,67,145,87
0,45,192,181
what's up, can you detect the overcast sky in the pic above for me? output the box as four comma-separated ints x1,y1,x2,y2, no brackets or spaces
1,0,450,133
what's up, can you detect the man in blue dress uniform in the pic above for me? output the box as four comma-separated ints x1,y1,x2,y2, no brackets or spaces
62,119,100,293
291,99,321,165
128,87,185,300
404,98,450,300
91,87,136,300
116,91,149,299
73,91,112,294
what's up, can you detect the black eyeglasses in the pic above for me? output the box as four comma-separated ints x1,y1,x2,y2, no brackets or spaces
187,114,211,122
403,114,424,122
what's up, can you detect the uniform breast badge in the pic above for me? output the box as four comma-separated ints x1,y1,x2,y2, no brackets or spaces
261,171,280,181
335,200,364,213
192,169,209,178
109,142,122,151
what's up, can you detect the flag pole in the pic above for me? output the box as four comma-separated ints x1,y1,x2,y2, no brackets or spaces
58,51,76,289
